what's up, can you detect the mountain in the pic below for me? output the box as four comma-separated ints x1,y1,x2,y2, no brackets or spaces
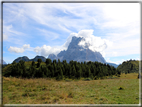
48,54,58,61
13,56,30,63
12,36,118,67
30,55,46,62
117,59,139,73
48,36,106,63
13,55,46,63
0,59,7,65
106,62,118,68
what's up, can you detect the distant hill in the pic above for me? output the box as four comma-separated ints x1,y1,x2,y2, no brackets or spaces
13,55,46,63
106,62,119,68
117,59,139,73
0,59,7,65
13,56,30,63
30,55,46,62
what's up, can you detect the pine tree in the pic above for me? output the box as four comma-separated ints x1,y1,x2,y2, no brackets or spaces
32,61,35,66
76,69,81,79
53,59,57,64
12,61,16,65
47,64,54,77
37,59,42,68
72,65,76,79
45,58,51,65
59,68,63,80
46,68,51,77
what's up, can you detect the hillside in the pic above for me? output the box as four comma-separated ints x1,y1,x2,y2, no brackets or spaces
106,62,118,68
13,55,46,63
117,59,139,73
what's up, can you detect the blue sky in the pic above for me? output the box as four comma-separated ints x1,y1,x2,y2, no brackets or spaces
2,3,140,64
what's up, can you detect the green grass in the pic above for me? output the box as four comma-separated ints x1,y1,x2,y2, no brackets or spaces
3,73,139,104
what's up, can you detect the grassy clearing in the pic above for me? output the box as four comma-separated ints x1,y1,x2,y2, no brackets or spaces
3,73,139,104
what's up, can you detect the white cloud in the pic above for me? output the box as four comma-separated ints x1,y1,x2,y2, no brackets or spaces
9,3,102,34
63,29,112,53
3,24,26,45
33,30,112,57
77,30,109,52
23,44,30,49
8,46,25,53
104,32,140,58
62,29,140,61
34,45,61,57
106,58,124,65
3,24,23,36
3,3,140,37
100,3,140,29
8,44,30,53
3,3,140,64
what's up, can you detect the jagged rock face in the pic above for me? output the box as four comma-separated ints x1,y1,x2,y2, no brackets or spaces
30,55,46,62
48,54,57,61
13,56,30,63
48,36,106,63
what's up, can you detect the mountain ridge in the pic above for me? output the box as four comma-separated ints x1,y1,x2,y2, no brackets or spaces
12,36,118,68
13,55,118,68
13,55,46,63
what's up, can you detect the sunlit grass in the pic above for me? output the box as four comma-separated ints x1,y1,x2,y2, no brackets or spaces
3,73,139,104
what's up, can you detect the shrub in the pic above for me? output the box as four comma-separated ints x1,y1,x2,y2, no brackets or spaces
118,86,124,90
117,75,120,77
83,78,92,81
94,76,98,80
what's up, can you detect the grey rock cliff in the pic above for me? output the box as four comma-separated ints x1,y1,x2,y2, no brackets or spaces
48,36,106,63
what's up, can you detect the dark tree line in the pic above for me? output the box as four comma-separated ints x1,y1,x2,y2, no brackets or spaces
3,58,121,80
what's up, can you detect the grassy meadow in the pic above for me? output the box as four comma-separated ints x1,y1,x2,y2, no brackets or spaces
3,73,139,104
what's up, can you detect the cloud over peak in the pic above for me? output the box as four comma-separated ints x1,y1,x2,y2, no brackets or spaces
34,45,61,57
64,29,112,53
33,29,112,57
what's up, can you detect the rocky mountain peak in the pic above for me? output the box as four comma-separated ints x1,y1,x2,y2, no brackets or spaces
68,36,83,50
48,54,57,61
48,36,106,63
